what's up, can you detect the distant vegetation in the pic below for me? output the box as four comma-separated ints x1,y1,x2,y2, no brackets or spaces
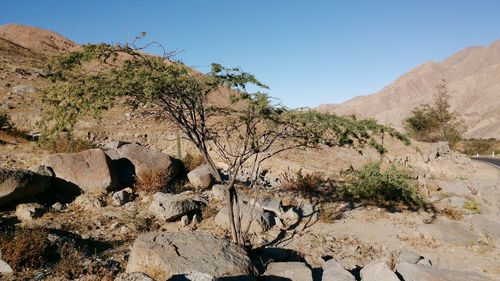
405,80,465,144
453,138,500,155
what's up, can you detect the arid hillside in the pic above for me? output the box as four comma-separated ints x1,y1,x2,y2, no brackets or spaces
317,40,500,139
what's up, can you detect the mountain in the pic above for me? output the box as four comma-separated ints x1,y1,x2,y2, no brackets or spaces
316,40,500,139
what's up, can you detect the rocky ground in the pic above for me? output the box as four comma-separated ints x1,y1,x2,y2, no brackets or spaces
0,138,499,281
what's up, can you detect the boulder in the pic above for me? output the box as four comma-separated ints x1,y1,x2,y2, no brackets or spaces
110,143,177,179
426,142,450,162
112,188,134,206
126,231,253,278
281,208,300,227
42,149,119,192
322,259,355,281
0,168,52,206
360,261,399,281
16,203,45,222
396,249,423,264
396,262,491,281
187,164,214,189
249,196,283,216
211,184,226,201
263,262,312,281
215,203,273,234
149,192,204,222
114,272,155,281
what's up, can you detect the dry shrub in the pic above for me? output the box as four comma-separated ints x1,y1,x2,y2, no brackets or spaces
54,241,86,278
463,198,481,214
135,168,172,193
280,168,325,196
202,204,219,219
0,227,50,271
182,153,205,171
440,205,463,220
319,204,342,223
42,134,95,153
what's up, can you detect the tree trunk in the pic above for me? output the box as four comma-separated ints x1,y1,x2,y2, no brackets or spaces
225,176,241,244
199,147,222,182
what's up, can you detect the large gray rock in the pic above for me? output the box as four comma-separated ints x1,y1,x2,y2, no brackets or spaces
215,203,273,234
263,262,312,281
426,142,450,162
169,271,215,281
126,231,253,278
396,262,491,281
396,249,423,264
149,192,205,222
360,261,399,281
42,149,118,192
111,143,177,177
249,196,283,216
112,188,134,206
417,220,478,244
0,168,52,206
322,259,355,281
187,164,214,189
211,184,226,201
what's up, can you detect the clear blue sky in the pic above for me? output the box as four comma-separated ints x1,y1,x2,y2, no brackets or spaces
2,1,500,108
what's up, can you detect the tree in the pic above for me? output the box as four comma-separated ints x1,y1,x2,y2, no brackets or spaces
41,40,409,244
405,80,464,144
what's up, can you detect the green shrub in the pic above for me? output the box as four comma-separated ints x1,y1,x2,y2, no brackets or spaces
343,162,425,208
463,198,480,214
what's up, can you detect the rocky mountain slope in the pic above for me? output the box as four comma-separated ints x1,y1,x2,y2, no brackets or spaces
317,40,500,139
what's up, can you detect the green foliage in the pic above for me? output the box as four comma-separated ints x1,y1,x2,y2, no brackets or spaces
405,80,465,144
463,197,481,214
343,162,425,208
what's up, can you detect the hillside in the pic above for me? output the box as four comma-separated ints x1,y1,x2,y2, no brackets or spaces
317,40,500,139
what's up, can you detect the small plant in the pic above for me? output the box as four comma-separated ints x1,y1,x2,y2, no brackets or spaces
343,162,425,208
0,112,12,130
440,205,463,220
319,203,342,223
182,153,205,172
0,227,50,271
135,168,172,193
54,241,87,278
463,198,481,214
41,134,96,153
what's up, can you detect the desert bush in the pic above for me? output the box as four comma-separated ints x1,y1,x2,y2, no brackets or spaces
279,168,325,196
54,240,87,278
463,198,481,214
343,162,425,208
182,153,205,172
41,134,96,153
0,112,12,130
135,168,172,193
319,203,342,223
439,205,463,220
405,80,464,144
0,227,50,271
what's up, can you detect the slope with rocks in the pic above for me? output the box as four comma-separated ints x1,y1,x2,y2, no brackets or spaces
317,40,500,139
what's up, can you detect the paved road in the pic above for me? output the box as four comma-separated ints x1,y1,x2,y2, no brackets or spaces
471,157,500,168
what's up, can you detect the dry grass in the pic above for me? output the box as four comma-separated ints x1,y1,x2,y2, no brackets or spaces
41,134,95,153
182,153,205,172
319,203,342,223
439,205,464,220
463,198,481,214
135,168,172,193
0,227,50,271
279,168,325,196
202,204,219,219
54,241,86,279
